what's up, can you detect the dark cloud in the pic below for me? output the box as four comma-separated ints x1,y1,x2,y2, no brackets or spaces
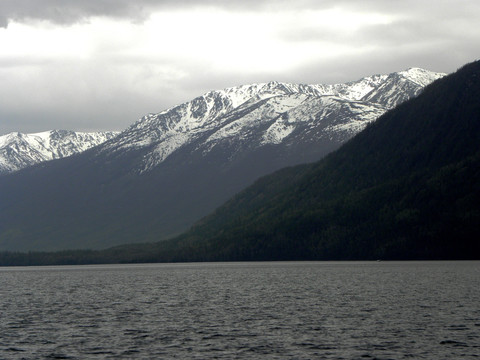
2,0,479,27
0,0,153,27
0,0,300,27
0,0,450,27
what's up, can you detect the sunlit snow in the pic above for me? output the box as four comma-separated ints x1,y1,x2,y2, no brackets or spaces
0,130,119,173
105,67,445,172
4,68,445,174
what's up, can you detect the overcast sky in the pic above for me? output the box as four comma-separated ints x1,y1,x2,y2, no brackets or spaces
0,0,479,135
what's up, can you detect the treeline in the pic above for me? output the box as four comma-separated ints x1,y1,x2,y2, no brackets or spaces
1,153,479,266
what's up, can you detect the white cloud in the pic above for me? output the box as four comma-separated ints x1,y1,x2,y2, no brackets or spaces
0,1,479,134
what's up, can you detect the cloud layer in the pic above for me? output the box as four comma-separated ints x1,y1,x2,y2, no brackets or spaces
0,0,479,134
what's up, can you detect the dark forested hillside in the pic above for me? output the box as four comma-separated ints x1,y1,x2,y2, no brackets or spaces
1,61,479,265
143,60,480,262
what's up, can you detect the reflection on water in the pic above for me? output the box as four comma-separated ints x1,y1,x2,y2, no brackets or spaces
1,261,479,359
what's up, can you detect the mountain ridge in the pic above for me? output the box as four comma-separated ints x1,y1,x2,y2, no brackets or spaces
0,130,119,174
0,67,445,251
100,67,444,174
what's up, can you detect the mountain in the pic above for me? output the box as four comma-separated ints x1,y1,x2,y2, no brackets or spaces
128,60,478,262
100,68,442,174
0,68,443,251
0,130,119,174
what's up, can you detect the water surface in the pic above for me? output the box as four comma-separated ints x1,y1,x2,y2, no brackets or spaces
1,261,479,359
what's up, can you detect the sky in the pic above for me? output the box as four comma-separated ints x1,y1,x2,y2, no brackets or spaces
0,0,479,135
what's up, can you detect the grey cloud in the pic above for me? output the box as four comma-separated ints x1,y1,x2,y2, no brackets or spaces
282,49,449,87
276,0,480,42
0,0,439,27
349,21,453,49
0,0,155,27
0,0,305,27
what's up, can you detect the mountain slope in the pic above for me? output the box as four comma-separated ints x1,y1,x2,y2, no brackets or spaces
100,68,443,174
142,60,479,261
0,68,443,251
0,130,119,174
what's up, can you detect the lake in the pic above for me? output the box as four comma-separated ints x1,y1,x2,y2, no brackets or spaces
0,261,479,359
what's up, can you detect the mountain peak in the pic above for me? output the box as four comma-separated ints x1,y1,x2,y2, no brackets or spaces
398,67,446,87
265,80,280,86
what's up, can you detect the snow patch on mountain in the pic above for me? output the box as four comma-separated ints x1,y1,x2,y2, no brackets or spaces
262,120,296,145
205,93,309,145
143,132,191,170
334,74,389,101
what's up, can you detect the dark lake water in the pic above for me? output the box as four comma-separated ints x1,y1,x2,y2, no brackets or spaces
0,261,479,359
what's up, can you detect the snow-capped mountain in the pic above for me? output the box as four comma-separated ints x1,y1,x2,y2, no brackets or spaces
1,68,442,176
0,67,446,251
0,130,119,174
100,68,444,173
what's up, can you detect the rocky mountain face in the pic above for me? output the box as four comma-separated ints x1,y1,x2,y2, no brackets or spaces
100,68,444,174
0,68,445,251
0,130,119,174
